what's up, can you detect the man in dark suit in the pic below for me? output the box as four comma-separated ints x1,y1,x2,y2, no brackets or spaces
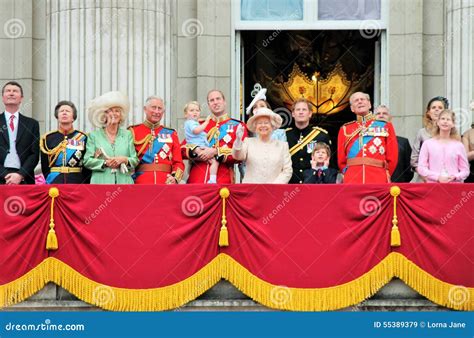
0,81,40,184
375,105,414,183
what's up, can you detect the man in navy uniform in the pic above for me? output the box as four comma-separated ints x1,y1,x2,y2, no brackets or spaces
286,98,331,184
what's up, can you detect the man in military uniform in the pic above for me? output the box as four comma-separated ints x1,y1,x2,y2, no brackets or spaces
337,92,398,184
183,90,247,184
40,100,90,184
286,98,332,184
129,96,184,184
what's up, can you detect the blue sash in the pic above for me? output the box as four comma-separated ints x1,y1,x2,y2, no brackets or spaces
134,128,174,179
347,120,386,160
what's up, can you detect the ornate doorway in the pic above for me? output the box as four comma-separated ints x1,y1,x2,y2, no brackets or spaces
241,30,379,143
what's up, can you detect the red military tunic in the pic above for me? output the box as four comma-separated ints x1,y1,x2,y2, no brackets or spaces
337,113,398,183
129,121,184,184
182,113,247,184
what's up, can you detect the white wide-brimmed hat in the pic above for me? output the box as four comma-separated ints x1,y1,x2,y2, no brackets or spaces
87,91,130,127
246,107,282,132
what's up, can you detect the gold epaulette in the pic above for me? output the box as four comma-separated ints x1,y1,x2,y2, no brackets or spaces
161,126,176,132
313,126,329,134
75,130,88,138
342,120,356,127
40,130,56,144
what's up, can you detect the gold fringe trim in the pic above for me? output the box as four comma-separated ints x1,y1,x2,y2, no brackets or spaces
394,253,474,311
221,253,394,311
222,253,473,311
1,253,472,311
1,257,222,311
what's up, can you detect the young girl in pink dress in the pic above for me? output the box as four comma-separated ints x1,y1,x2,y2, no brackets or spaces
418,110,469,183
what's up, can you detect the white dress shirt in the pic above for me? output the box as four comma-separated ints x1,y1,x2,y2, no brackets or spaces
4,111,21,169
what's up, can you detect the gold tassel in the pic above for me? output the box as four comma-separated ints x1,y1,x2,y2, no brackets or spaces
219,226,228,247
390,186,401,247
219,188,230,247
46,187,60,250
47,228,58,250
391,225,400,247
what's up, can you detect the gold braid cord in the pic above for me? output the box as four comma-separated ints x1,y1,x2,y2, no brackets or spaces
135,134,153,157
218,188,230,247
46,187,60,251
390,186,401,247
40,133,84,167
40,136,68,167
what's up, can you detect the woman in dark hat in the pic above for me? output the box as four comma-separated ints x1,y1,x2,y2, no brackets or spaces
40,100,90,184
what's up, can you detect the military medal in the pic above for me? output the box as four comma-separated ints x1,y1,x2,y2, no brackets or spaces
223,134,232,144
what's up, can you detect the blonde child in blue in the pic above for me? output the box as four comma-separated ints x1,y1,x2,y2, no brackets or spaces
184,101,219,183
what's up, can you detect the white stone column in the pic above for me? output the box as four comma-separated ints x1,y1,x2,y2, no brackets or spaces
46,0,172,132
446,0,474,133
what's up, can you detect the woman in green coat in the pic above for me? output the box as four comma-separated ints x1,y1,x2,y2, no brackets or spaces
84,91,138,184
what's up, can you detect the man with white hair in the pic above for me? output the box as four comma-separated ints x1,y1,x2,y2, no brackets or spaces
337,92,398,183
374,105,413,183
128,96,184,184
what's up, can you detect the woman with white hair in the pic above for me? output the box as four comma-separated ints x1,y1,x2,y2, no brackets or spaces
232,108,292,183
83,91,138,184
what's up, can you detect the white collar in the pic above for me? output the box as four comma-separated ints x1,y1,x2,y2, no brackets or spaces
5,111,20,119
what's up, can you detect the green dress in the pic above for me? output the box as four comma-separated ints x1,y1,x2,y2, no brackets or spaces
84,128,139,184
